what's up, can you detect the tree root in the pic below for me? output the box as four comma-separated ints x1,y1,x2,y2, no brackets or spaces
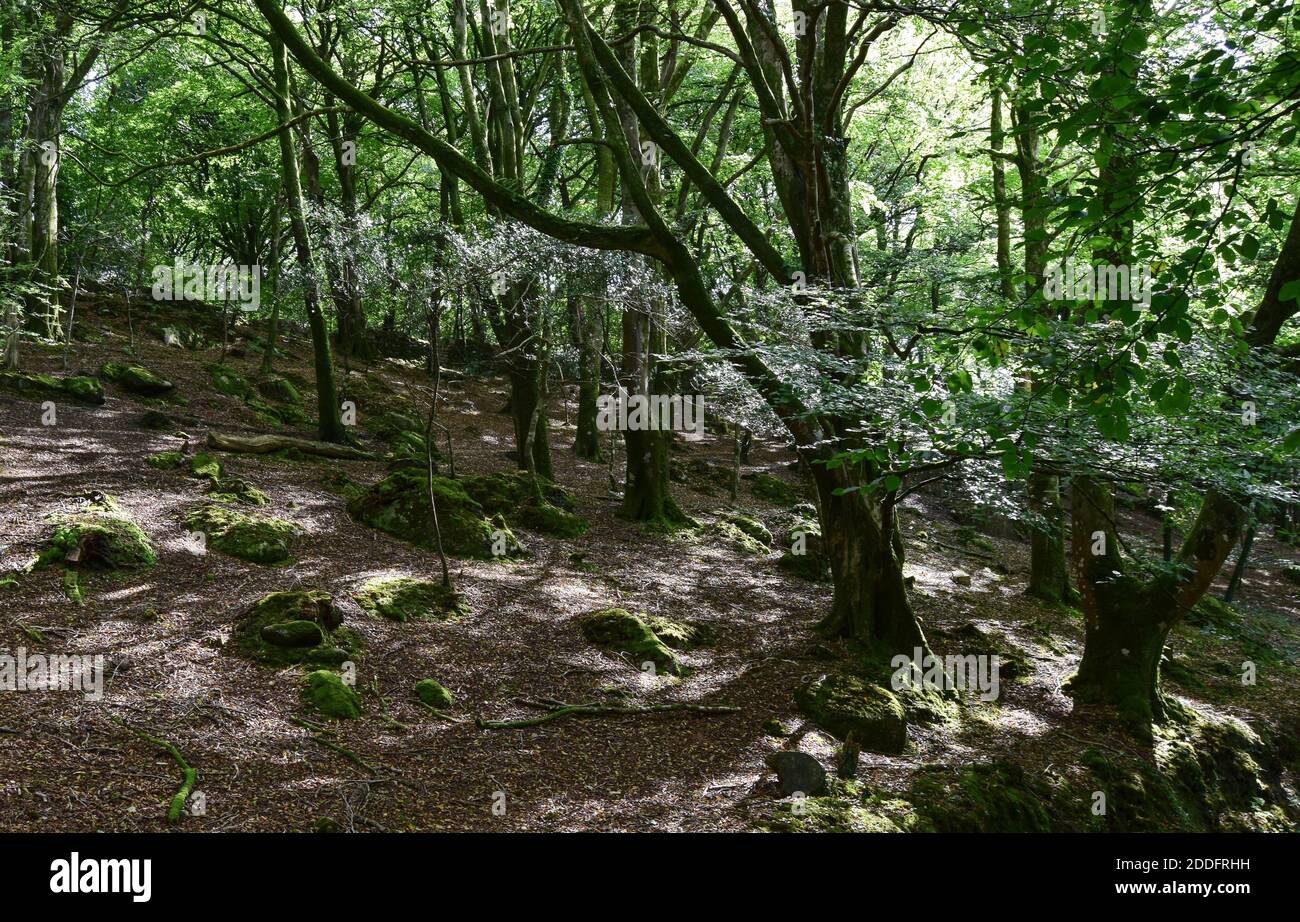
476,699,740,730
114,719,195,823
289,716,378,774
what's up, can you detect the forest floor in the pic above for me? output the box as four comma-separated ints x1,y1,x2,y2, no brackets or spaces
2,294,1298,832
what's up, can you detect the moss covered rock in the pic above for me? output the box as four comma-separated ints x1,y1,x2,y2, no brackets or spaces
256,376,301,404
261,619,324,648
37,513,156,572
347,469,522,559
146,450,185,471
208,363,253,399
354,576,468,622
579,607,681,675
189,452,224,481
99,361,174,396
234,590,360,666
185,503,299,564
205,476,269,506
0,370,104,405
777,518,830,582
715,511,772,547
703,520,769,556
795,673,907,753
303,670,361,719
462,470,588,537
414,678,454,709
749,471,804,506
645,614,716,650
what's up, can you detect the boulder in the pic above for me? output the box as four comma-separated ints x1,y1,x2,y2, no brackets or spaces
303,670,361,719
768,751,827,796
795,673,907,753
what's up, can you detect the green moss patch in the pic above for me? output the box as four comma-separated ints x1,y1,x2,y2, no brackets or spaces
189,452,224,481
147,450,185,471
303,670,362,719
99,361,174,396
794,673,907,753
185,503,299,564
234,590,362,667
579,607,681,676
204,476,269,506
346,469,522,559
354,576,468,622
0,370,104,405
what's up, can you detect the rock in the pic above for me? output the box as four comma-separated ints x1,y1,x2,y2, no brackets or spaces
0,370,104,405
346,469,523,558
236,590,358,666
205,476,269,506
303,670,361,719
98,361,174,396
777,518,830,582
795,673,907,753
138,410,173,430
768,750,826,797
260,620,324,648
414,679,454,709
36,511,156,572
579,608,681,676
704,520,769,556
1283,564,1300,587
748,471,804,506
461,470,588,537
189,452,224,481
255,377,301,404
185,503,300,564
645,614,716,649
762,717,789,738
715,511,772,546
950,569,972,586
146,450,184,470
354,576,468,622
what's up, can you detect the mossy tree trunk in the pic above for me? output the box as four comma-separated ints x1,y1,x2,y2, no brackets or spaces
1068,476,1243,724
270,31,345,444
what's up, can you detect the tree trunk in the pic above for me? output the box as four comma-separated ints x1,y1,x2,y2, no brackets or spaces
1068,476,1242,724
270,31,345,444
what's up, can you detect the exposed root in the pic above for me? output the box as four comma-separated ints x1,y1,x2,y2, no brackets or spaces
476,698,740,730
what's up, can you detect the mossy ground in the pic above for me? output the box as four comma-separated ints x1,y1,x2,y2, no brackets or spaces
354,576,469,622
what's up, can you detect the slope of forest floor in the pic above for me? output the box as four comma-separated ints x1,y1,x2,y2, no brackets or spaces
1,294,1298,832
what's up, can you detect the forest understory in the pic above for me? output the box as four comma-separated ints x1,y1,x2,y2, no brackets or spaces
2,294,1297,833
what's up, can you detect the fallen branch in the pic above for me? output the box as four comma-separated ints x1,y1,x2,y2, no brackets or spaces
476,699,740,730
113,719,195,823
206,431,377,461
